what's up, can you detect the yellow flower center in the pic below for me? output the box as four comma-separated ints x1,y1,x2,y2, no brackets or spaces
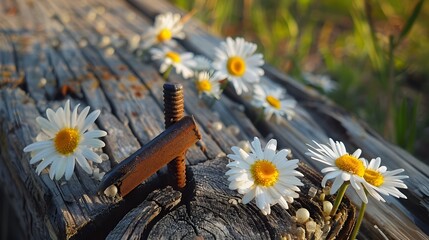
364,169,384,187
227,56,246,76
54,128,80,155
250,160,279,187
266,95,281,109
157,28,172,42
197,79,212,92
335,154,365,177
166,51,181,63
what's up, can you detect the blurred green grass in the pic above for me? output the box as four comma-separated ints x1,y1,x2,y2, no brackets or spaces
171,0,429,160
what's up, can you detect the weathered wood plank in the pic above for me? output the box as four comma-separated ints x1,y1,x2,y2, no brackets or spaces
106,186,182,240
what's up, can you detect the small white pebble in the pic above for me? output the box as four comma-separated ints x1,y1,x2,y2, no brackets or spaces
95,172,105,181
323,186,330,195
104,185,118,197
128,35,141,51
100,153,109,161
237,140,251,152
319,193,325,201
323,201,333,215
314,225,323,240
228,199,238,205
92,168,105,181
61,14,70,24
126,12,136,21
296,227,305,240
79,38,88,48
296,208,310,224
96,21,106,32
99,36,110,48
105,47,115,56
211,121,223,131
38,78,47,88
237,104,245,112
86,11,97,22
306,221,317,233
334,212,342,221
226,125,240,136
50,38,60,48
57,25,64,32
286,149,293,158
95,6,105,14
308,187,317,198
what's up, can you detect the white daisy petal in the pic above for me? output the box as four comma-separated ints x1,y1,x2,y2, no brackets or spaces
76,106,90,130
84,130,107,139
65,156,75,180
81,139,105,148
82,148,102,163
36,117,59,134
321,171,341,187
76,152,92,174
49,159,60,180
46,108,61,129
64,100,71,127
242,187,256,204
71,104,80,127
264,139,277,160
55,160,67,180
80,110,100,132
24,141,53,152
330,176,344,194
36,156,56,175
29,147,57,164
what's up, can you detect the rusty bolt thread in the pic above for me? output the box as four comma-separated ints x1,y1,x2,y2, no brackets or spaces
163,83,186,189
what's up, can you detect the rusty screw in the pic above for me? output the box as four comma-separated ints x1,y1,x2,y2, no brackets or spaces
163,83,186,189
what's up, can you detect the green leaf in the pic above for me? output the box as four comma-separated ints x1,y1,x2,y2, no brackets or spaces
397,0,424,45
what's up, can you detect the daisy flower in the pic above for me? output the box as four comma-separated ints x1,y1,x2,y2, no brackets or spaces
226,137,304,215
303,72,337,93
150,47,196,79
141,12,185,49
306,138,368,203
252,85,296,123
349,157,409,239
23,100,107,181
360,157,408,202
195,71,221,99
212,37,264,95
192,55,212,72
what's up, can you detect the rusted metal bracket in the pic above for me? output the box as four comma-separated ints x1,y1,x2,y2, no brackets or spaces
99,83,200,197
99,116,201,197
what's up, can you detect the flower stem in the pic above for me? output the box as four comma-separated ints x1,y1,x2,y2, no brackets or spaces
162,65,173,81
349,201,367,240
330,182,350,216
